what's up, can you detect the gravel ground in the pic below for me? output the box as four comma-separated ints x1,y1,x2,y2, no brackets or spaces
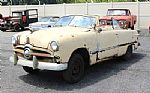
0,29,150,93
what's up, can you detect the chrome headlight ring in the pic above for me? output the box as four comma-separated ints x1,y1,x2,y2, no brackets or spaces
119,20,127,25
119,21,123,25
100,20,107,25
50,41,59,51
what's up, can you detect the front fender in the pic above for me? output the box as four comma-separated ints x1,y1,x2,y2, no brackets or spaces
55,31,97,63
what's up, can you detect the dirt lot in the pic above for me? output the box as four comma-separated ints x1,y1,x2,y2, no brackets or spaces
0,29,150,93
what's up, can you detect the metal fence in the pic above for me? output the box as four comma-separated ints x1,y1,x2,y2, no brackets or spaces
0,2,150,29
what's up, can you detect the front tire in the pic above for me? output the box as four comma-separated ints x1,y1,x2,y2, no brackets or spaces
122,45,133,59
23,66,39,74
63,54,84,83
14,24,24,32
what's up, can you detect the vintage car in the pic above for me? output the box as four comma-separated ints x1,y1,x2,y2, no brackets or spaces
10,15,139,83
29,16,59,31
100,8,137,30
0,9,38,32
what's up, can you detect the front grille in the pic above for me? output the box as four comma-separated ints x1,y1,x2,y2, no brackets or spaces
106,20,112,25
14,45,54,62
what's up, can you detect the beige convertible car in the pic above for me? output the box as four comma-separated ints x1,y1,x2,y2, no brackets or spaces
10,15,139,83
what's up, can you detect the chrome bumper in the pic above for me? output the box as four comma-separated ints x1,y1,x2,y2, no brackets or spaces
9,54,68,71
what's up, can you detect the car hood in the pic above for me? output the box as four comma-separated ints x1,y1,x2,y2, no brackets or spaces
20,26,90,48
100,16,130,20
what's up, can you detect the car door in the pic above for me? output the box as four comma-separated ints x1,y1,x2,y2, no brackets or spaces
97,30,118,61
117,29,134,56
96,18,120,61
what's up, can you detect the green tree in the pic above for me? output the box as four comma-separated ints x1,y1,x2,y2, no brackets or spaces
39,0,57,4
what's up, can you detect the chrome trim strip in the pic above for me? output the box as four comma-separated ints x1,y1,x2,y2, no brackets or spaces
90,41,138,55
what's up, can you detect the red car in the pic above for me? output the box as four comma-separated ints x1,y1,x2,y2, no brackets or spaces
100,8,137,30
0,9,38,32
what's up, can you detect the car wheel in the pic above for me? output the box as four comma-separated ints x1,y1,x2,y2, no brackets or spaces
63,54,84,83
122,45,133,59
14,24,24,32
23,66,39,74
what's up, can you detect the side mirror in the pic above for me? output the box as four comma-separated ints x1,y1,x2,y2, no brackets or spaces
92,24,102,33
97,28,102,33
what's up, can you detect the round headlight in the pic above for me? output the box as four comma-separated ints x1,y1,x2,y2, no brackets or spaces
119,21,124,25
12,36,17,45
50,41,59,51
119,20,127,25
100,20,106,25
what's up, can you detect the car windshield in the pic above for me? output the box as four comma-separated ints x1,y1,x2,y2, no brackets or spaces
54,16,96,28
39,17,51,22
107,9,127,16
